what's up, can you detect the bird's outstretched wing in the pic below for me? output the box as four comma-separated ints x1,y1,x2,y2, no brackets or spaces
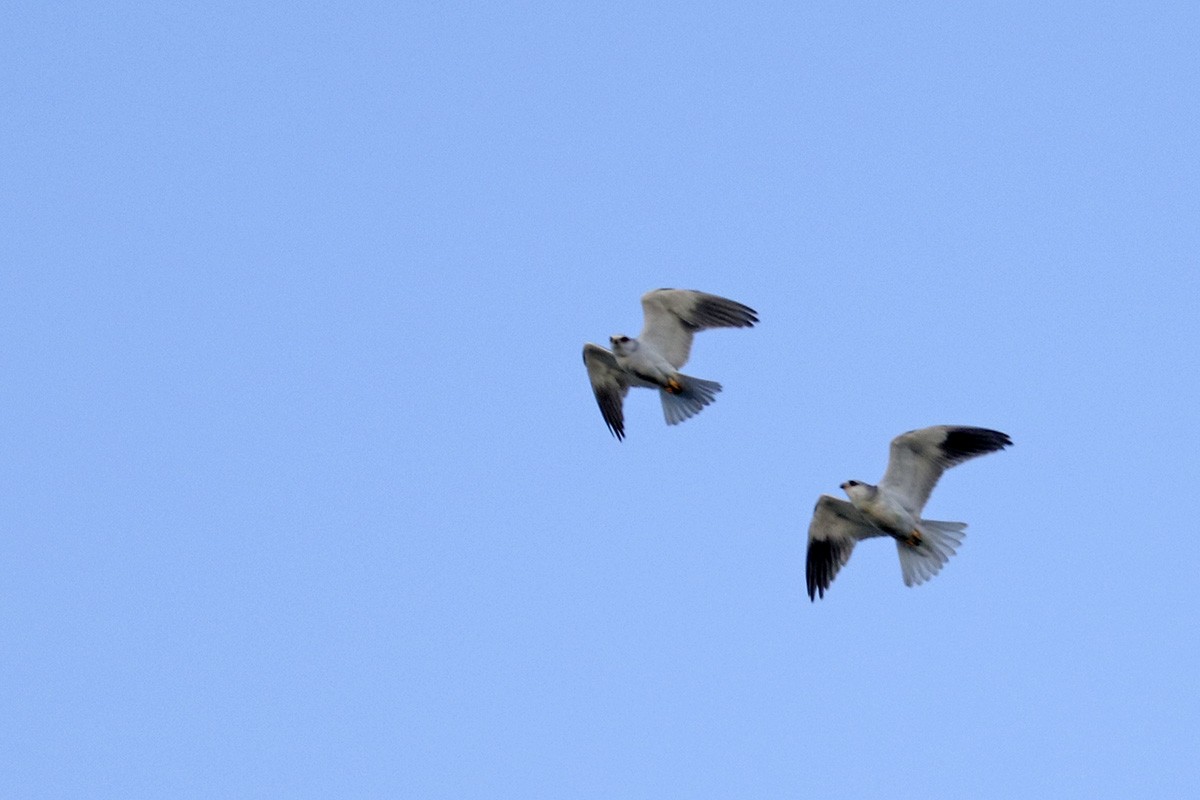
638,289,758,368
879,426,1012,514
582,344,633,440
805,495,885,601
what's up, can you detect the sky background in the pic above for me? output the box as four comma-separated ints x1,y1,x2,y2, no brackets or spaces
4,1,1199,797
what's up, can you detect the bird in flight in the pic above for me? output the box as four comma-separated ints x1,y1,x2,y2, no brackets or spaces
805,426,1012,600
582,289,758,440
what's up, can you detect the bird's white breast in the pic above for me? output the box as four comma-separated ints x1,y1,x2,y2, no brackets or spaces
856,490,917,536
615,342,675,383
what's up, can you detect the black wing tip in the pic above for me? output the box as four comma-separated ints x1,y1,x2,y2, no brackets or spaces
599,414,625,440
593,391,626,441
692,296,759,329
648,289,759,327
940,427,1013,459
805,540,834,602
601,409,625,441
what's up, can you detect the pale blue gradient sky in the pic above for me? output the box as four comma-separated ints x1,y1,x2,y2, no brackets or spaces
4,2,1199,797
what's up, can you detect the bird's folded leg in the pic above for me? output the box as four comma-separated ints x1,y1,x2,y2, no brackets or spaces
905,530,923,548
664,377,684,395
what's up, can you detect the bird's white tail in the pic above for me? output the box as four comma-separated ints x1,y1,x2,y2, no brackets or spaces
659,374,722,426
895,519,967,587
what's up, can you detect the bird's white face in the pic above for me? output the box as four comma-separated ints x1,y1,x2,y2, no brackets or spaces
609,335,637,355
840,480,873,503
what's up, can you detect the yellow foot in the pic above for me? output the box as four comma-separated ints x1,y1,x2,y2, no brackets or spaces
905,530,923,547
664,377,684,395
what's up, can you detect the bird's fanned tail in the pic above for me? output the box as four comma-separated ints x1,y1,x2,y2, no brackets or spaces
659,375,722,426
896,519,967,587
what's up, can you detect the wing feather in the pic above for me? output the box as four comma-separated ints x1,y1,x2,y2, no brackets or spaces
879,426,1012,513
582,344,631,440
805,496,885,601
638,289,758,368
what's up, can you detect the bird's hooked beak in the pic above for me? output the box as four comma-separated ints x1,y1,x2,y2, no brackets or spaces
839,482,848,491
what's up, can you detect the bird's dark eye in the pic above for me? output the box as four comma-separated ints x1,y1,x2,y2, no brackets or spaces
848,481,858,487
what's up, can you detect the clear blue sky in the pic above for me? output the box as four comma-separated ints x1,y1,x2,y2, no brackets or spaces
4,2,1199,797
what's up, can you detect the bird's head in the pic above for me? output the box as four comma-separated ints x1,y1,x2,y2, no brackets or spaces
840,480,875,502
609,335,637,355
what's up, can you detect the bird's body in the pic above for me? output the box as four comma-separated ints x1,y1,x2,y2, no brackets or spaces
806,426,1012,600
610,336,679,388
842,481,917,540
582,289,758,440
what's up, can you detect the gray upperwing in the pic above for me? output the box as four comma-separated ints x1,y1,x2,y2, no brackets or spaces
638,289,758,368
879,426,1012,514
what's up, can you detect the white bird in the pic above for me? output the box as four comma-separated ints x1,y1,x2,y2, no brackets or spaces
806,426,1012,600
582,289,758,440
